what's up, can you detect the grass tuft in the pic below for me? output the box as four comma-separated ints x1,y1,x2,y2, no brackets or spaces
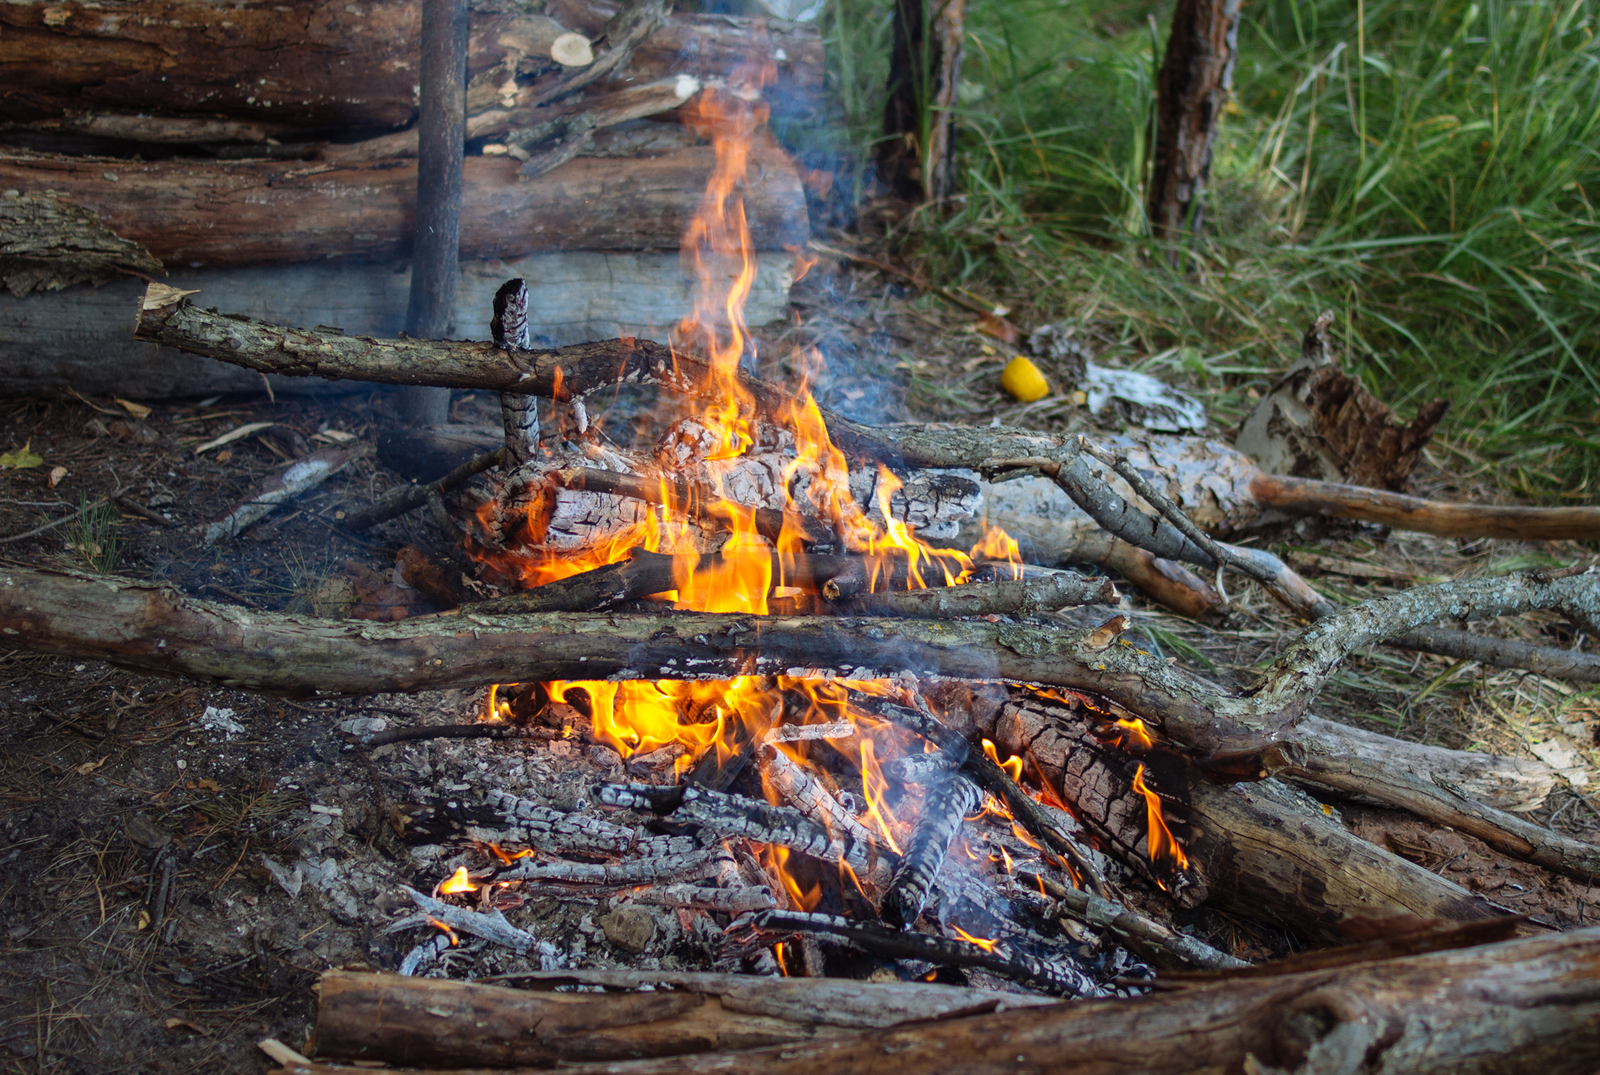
813,0,1600,497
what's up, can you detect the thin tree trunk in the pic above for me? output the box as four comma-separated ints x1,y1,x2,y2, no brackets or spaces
399,0,469,425
878,0,964,202
1147,0,1242,242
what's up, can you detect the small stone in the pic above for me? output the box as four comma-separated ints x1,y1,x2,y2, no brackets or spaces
599,907,655,954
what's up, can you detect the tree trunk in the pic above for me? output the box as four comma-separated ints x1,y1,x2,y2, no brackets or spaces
0,130,807,268
1146,0,1241,241
878,0,965,202
0,0,821,132
274,929,1600,1075
399,0,469,426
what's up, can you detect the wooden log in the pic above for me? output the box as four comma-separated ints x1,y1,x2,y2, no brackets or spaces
278,928,1600,1075
0,0,821,131
0,253,796,399
5,561,1595,762
0,128,807,268
311,969,1052,1067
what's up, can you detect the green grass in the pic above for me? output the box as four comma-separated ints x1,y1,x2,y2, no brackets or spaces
814,0,1600,498
72,495,121,573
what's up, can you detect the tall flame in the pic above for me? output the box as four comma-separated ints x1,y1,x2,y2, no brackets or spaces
1132,763,1189,873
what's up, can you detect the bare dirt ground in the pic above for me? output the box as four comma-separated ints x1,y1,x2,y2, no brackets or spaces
1,265,1597,1073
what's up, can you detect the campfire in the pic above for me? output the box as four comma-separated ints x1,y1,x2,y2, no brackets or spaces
379,69,1190,995
8,13,1600,1071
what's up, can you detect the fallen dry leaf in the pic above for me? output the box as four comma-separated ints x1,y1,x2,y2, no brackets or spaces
47,465,68,488
0,441,43,469
115,398,152,419
194,421,274,455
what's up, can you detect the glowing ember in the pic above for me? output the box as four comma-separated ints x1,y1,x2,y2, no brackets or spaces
1114,717,1155,752
426,916,460,946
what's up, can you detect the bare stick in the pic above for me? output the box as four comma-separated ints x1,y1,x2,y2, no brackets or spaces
838,572,1117,618
342,447,505,532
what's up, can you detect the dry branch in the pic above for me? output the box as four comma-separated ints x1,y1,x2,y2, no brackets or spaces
132,288,1600,548
281,928,1600,1075
5,563,1595,882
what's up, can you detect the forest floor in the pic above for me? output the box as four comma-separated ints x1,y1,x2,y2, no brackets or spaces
0,261,1596,1073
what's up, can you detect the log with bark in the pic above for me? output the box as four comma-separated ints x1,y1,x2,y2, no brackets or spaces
1,127,807,268
277,928,1600,1075
6,561,1596,889
983,690,1508,942
311,969,1054,1067
0,0,822,132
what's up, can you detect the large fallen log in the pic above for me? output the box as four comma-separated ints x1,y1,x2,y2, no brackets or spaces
312,970,1052,1066
6,563,1595,884
0,0,821,131
1,130,806,268
275,927,1600,1075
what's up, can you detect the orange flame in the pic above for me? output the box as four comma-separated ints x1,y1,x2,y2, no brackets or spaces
981,738,1024,783
857,737,905,855
969,522,1024,579
426,916,460,946
439,866,477,895
1114,717,1155,752
951,926,999,953
1132,763,1189,873
764,844,821,912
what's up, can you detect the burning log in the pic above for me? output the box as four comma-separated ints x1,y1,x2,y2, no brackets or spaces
735,909,1104,997
597,783,891,875
389,886,533,955
880,772,983,928
757,743,881,852
284,928,1600,1075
